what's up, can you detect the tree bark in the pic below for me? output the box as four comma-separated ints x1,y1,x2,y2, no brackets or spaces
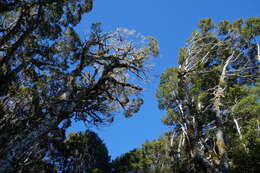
212,54,234,173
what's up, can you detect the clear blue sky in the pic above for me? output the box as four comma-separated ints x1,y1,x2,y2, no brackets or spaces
68,0,260,159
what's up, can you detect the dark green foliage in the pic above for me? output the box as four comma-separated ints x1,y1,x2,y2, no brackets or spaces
198,18,215,33
112,149,145,173
112,133,174,173
8,161,57,173
51,131,111,173
9,130,111,173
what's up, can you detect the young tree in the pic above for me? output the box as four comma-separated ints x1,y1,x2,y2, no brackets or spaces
0,1,159,172
157,17,260,172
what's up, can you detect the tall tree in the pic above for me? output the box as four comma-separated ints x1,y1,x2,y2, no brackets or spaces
157,17,260,172
0,1,159,172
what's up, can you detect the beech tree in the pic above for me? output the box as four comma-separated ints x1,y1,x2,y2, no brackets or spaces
157,17,260,172
0,0,159,172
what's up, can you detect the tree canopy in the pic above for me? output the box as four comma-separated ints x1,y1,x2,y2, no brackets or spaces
50,131,111,173
0,1,259,172
0,0,158,172
111,133,174,173
156,17,260,172
8,130,111,173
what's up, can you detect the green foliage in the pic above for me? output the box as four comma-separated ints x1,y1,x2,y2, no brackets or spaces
8,160,58,173
232,95,260,117
178,48,187,65
156,67,178,110
241,17,260,38
51,131,111,173
8,130,111,173
218,20,231,35
147,36,159,57
112,134,173,173
229,118,260,173
198,18,215,33
157,17,260,172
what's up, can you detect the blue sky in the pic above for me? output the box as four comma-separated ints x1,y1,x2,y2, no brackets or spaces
68,0,260,159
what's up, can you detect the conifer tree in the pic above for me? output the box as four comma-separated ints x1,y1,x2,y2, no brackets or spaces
157,17,260,172
0,1,158,172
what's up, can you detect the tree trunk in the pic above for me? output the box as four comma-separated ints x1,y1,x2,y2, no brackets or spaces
212,54,234,173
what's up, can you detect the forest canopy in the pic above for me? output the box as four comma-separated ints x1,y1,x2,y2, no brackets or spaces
0,1,259,173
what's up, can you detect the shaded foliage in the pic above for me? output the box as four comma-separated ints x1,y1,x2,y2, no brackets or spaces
51,131,111,173
8,131,111,173
0,0,158,172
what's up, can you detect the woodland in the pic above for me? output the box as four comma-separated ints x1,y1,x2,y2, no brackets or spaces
0,0,259,173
